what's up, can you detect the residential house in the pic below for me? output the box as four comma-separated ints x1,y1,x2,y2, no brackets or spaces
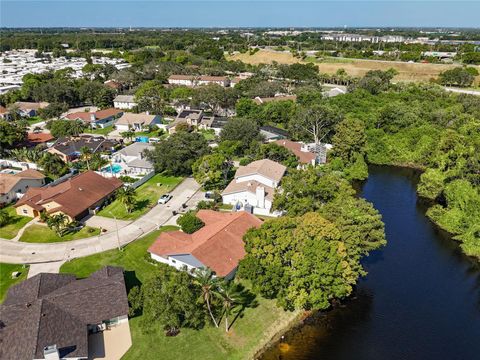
64,108,123,129
167,109,204,134
24,132,55,148
0,266,132,360
275,139,327,165
104,79,123,90
253,95,297,105
14,101,49,117
167,109,227,135
14,170,122,221
148,210,262,278
111,142,154,175
260,125,289,142
115,112,162,132
168,75,230,87
0,169,46,205
199,116,228,135
222,159,286,216
113,94,137,110
48,135,118,162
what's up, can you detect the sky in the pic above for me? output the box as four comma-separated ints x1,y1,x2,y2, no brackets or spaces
1,1,479,28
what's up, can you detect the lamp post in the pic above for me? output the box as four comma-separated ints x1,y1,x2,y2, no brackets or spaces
108,211,121,251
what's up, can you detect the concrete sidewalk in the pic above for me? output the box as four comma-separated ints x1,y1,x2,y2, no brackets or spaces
0,178,203,264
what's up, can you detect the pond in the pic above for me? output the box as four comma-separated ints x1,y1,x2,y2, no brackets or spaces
261,166,480,360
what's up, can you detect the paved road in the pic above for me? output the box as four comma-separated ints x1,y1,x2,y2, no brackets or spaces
0,178,203,264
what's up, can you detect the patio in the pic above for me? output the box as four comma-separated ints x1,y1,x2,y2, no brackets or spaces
88,321,132,360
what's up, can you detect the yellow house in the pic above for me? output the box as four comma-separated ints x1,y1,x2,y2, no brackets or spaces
14,171,122,221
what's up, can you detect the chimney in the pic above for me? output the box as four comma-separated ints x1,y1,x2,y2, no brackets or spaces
256,186,265,208
44,345,60,360
90,113,96,122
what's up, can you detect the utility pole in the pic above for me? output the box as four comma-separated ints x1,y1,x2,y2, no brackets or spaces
109,211,121,251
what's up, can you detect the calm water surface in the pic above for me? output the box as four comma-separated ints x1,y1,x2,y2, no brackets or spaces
261,166,480,360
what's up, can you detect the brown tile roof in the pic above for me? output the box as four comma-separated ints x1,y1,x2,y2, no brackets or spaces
235,159,286,183
0,170,45,195
0,266,128,360
275,139,316,164
168,74,195,81
199,75,229,82
148,210,262,277
66,108,122,122
26,132,55,144
222,179,275,201
15,171,122,219
16,169,46,179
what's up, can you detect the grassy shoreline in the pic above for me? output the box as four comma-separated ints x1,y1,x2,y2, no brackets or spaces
59,226,299,360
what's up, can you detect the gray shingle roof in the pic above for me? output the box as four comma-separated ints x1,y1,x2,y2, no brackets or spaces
0,266,129,360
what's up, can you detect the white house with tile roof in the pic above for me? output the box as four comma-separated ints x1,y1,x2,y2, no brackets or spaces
222,159,286,216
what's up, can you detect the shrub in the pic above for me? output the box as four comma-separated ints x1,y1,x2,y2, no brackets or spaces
177,211,205,234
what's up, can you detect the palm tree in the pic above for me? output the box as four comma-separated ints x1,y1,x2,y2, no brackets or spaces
194,268,220,328
216,281,244,332
121,128,135,143
0,209,12,227
47,213,69,236
116,186,136,213
70,120,85,136
80,146,92,170
9,148,28,161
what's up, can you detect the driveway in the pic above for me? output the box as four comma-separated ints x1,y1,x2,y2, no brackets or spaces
83,215,131,233
0,178,203,264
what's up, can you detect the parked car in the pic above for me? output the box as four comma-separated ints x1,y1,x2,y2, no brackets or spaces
205,191,214,199
158,193,173,204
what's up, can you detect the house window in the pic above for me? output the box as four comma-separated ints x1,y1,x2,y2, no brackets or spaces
22,209,28,214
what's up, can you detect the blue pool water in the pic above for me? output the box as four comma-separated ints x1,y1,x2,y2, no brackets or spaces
136,136,149,143
101,164,122,174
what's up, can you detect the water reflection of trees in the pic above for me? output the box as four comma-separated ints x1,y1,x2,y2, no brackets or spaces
261,287,374,360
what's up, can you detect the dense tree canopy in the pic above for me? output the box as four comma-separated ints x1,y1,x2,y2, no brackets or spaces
239,212,376,310
141,265,205,335
146,131,210,176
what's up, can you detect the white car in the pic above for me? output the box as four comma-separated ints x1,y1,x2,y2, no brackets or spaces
158,194,173,204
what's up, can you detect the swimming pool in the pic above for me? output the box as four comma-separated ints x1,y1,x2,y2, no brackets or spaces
101,164,123,174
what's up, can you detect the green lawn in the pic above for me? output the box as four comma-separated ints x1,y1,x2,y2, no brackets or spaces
0,263,29,303
97,174,183,220
87,125,114,136
60,227,297,360
19,224,100,243
25,116,45,125
199,129,216,141
0,205,32,239
133,129,165,138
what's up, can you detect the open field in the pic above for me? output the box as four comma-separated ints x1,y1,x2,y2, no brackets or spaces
60,227,298,360
228,50,480,84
